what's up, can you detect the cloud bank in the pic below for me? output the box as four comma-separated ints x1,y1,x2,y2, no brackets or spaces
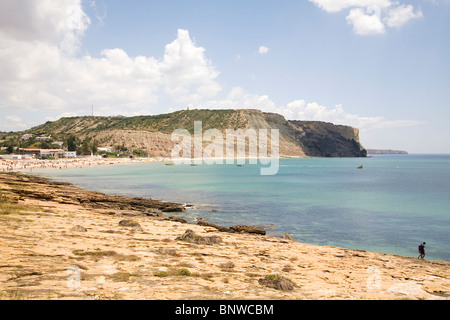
0,0,220,122
309,0,423,35
198,87,423,132
0,0,421,134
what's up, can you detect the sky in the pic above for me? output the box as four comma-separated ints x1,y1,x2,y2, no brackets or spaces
0,0,449,153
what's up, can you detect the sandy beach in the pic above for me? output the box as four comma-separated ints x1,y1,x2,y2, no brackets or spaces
0,157,170,173
0,156,258,173
0,172,449,300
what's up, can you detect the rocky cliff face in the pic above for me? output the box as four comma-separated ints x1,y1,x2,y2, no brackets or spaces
288,121,367,157
237,110,366,157
26,109,367,158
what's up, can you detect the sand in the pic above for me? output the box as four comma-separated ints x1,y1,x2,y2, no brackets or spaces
0,157,166,172
0,172,449,300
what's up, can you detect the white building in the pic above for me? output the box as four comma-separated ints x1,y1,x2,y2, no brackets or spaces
20,134,33,141
52,141,64,147
19,148,77,159
0,155,23,160
98,147,113,153
35,135,51,142
63,151,77,158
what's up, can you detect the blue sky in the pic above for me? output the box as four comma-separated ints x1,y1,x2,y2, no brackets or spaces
0,0,449,153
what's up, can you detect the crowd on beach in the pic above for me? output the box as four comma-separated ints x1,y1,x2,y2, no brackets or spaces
0,157,150,172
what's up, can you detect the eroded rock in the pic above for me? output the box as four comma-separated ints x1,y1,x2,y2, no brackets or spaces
258,275,295,291
119,219,143,231
176,229,222,245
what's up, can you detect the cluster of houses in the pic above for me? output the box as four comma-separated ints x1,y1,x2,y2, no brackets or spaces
1,133,121,160
20,133,61,144
0,133,76,160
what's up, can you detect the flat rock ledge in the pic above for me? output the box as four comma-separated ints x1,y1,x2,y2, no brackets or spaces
1,172,186,216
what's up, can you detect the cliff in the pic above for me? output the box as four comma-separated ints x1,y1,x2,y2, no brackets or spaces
22,109,367,158
289,121,367,157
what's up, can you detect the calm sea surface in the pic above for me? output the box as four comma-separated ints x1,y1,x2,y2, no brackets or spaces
33,155,450,261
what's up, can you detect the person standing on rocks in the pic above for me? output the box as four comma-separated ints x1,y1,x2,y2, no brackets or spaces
418,242,426,260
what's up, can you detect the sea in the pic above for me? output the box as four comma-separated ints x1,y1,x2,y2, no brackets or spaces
32,154,450,262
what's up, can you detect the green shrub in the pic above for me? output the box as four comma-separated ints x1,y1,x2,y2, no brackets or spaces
154,271,169,278
177,268,191,276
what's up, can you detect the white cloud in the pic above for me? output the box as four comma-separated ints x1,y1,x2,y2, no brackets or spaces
199,87,276,111
309,0,393,13
309,0,423,35
277,100,346,122
160,29,221,104
0,0,423,139
0,0,90,55
0,40,162,112
198,87,422,132
277,98,424,131
64,48,162,109
346,8,386,35
384,4,423,28
0,0,221,119
258,46,269,55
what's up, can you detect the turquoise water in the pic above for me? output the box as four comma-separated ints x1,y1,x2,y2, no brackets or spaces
33,155,450,261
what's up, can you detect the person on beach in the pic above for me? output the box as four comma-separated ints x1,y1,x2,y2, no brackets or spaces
418,242,426,259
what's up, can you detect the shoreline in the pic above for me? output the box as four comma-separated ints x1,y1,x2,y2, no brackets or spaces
0,157,167,172
0,172,449,300
0,154,312,173
3,156,448,261
3,157,447,261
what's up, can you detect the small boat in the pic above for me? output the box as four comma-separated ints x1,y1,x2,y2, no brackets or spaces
165,162,174,166
357,165,363,169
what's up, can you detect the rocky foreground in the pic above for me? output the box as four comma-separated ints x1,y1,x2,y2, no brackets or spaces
0,173,449,300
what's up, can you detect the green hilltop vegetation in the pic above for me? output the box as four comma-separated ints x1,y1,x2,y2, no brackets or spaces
1,109,367,158
2,110,246,156
29,109,246,136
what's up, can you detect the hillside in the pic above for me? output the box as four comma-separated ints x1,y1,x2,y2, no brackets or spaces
20,109,367,158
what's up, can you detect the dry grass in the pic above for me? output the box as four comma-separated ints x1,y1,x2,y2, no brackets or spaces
154,247,180,257
0,190,43,216
108,272,142,282
72,250,140,261
219,262,235,269
154,268,192,278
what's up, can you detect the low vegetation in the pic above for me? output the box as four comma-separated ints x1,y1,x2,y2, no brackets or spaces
72,250,140,262
258,275,295,291
154,268,192,277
